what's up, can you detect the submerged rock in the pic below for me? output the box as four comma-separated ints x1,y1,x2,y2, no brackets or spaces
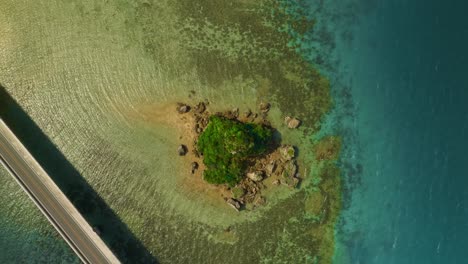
282,176,300,188
254,196,266,206
177,145,188,156
284,116,301,129
244,109,252,118
259,102,271,113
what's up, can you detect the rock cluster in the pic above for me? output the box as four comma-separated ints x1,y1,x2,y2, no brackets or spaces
223,143,302,211
175,101,302,211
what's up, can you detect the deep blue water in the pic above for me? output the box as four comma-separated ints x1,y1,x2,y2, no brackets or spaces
334,0,468,263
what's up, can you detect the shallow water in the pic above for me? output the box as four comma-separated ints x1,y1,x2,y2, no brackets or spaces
0,1,340,263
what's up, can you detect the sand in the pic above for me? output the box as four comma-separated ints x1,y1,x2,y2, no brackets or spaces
131,102,233,208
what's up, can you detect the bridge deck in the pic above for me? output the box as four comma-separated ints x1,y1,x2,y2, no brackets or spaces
0,119,120,264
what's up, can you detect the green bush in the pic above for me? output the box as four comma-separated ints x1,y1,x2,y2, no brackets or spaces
198,116,272,186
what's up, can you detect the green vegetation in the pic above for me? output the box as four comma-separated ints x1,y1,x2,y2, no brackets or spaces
197,116,273,186
231,186,246,199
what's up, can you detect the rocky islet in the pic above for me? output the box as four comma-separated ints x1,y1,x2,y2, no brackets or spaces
175,101,302,211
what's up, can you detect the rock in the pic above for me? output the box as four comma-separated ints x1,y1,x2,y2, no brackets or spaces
226,198,241,212
232,108,239,118
191,162,199,174
254,196,266,206
246,171,264,182
272,179,280,186
244,109,252,118
282,160,297,179
201,118,208,127
194,123,203,134
251,187,257,194
282,177,299,188
194,102,206,114
177,103,190,114
279,145,295,161
259,102,271,113
284,116,301,129
224,110,237,120
177,145,188,156
194,123,200,133
265,162,276,176
244,193,256,203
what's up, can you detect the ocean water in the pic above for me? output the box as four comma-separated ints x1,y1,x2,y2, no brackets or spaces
331,0,468,263
1,0,467,263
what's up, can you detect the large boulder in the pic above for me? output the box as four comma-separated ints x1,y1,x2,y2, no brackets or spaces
279,145,295,161
246,171,264,182
177,145,188,156
226,198,241,211
265,162,276,176
282,160,297,179
191,162,199,174
284,116,301,129
177,103,190,114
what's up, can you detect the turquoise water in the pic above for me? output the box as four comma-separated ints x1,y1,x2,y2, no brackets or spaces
330,0,468,263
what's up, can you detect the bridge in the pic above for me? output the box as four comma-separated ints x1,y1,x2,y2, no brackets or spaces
0,118,120,264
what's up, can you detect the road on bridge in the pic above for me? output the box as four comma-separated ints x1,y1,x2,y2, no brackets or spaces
0,119,120,264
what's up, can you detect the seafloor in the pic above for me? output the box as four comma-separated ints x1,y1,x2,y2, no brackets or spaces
0,0,349,263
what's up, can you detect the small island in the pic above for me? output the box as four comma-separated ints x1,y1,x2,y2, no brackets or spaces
175,101,302,211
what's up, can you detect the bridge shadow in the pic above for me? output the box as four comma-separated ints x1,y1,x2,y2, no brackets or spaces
0,85,158,263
